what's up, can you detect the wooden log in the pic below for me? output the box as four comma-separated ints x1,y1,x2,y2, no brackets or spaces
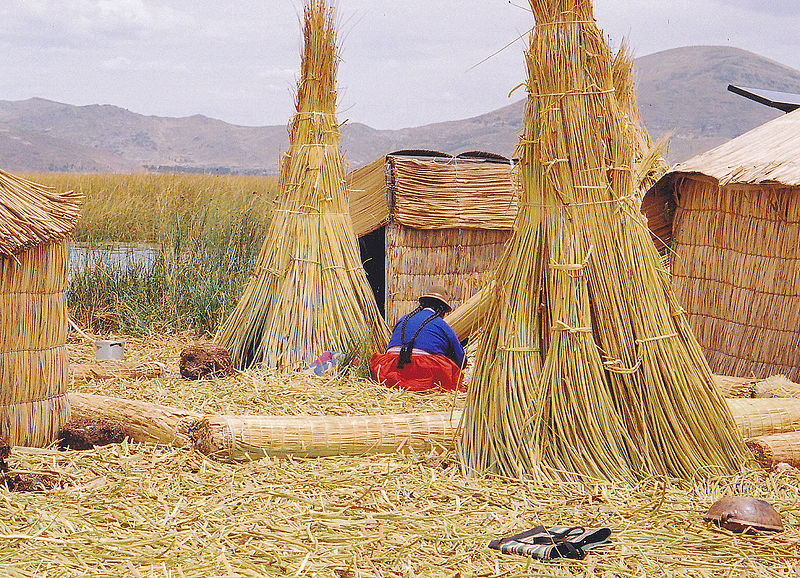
746,432,800,470
71,361,165,382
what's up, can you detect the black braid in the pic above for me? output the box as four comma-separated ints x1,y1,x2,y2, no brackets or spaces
397,303,444,369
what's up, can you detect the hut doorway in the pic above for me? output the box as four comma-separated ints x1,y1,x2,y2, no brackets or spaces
358,227,385,317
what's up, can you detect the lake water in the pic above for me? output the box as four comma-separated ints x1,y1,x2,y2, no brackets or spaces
70,244,159,278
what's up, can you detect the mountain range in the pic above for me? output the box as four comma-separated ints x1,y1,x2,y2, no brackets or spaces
2,45,800,175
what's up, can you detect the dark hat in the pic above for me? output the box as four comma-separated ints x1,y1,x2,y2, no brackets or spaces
419,285,452,312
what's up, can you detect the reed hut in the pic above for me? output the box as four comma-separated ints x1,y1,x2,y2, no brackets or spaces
0,170,81,446
644,108,800,381
347,150,518,323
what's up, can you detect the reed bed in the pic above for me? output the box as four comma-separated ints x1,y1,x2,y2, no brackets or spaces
26,172,276,245
58,174,267,335
0,335,787,575
216,0,387,370
460,0,745,482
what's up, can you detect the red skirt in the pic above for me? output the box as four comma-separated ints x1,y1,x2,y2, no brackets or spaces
370,352,465,392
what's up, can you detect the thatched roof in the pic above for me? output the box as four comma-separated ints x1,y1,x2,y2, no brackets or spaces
653,107,800,193
347,150,517,237
0,170,82,257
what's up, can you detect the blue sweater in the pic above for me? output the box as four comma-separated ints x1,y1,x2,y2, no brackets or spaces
388,308,466,368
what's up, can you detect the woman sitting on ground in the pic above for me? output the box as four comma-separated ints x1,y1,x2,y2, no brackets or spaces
370,286,466,392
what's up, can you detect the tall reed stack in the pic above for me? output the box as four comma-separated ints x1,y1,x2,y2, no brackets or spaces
217,0,388,370
0,170,81,446
460,0,747,482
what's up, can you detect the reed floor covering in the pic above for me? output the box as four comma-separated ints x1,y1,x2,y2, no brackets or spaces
0,334,797,577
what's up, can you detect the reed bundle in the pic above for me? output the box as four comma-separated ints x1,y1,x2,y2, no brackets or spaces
71,361,166,382
459,0,746,482
445,42,666,341
216,0,387,369
67,392,198,446
714,374,800,399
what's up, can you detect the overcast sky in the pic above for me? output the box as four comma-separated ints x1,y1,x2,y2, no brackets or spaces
2,1,799,130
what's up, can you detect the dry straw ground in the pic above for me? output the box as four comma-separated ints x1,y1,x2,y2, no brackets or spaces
0,334,798,577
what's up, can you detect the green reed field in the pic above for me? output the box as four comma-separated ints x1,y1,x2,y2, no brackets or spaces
28,173,278,336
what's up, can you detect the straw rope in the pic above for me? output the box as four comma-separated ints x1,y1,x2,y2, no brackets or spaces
459,0,745,482
216,0,388,370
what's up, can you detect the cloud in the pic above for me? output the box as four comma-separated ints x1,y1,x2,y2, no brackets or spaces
6,0,194,47
717,0,798,16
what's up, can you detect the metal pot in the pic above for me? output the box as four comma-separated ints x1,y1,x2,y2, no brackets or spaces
95,339,125,361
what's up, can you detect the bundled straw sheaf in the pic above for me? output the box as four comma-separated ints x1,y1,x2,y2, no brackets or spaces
0,170,81,257
216,0,388,370
459,0,746,482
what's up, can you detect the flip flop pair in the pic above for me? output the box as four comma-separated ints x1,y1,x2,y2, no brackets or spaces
488,525,611,560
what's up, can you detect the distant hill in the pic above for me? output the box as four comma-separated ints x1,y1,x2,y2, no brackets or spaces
635,46,800,161
2,45,800,174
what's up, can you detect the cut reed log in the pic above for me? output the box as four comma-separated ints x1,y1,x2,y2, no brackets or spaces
188,412,460,461
745,432,800,470
60,392,800,463
71,361,166,382
67,393,200,446
730,398,800,439
215,0,387,370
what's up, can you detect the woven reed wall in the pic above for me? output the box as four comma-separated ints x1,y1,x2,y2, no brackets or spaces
0,238,71,446
385,224,510,324
672,177,800,381
391,157,517,230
